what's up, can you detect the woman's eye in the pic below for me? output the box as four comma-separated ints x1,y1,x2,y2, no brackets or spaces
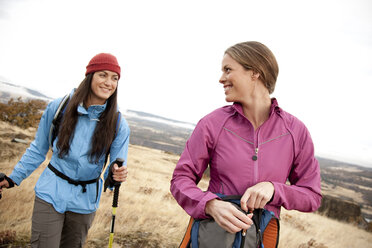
225,68,231,73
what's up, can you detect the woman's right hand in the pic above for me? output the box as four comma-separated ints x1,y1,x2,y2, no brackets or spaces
0,173,14,191
0,177,10,196
205,198,253,233
0,178,10,188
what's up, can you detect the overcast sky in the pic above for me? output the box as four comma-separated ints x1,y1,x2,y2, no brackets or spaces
0,0,371,167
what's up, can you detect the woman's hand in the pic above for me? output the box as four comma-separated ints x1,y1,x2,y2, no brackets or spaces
240,182,274,212
205,198,253,233
0,179,9,190
0,174,13,197
111,164,128,182
0,180,9,195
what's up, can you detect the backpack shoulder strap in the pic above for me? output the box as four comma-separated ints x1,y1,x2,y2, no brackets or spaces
262,217,280,248
178,217,194,248
48,94,70,148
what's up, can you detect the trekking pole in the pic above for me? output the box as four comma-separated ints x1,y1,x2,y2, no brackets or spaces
108,158,124,248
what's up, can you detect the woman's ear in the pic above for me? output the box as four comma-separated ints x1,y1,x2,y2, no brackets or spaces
251,71,260,80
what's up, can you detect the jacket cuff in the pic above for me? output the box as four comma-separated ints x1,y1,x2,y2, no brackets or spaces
197,192,220,219
269,181,282,206
8,174,20,186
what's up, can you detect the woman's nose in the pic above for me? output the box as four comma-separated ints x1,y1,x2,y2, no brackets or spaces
219,74,226,84
105,78,114,85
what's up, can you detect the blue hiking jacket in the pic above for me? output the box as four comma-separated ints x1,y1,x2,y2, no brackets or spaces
9,91,130,214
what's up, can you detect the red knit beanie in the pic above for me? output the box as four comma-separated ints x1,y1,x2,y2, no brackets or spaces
85,53,121,78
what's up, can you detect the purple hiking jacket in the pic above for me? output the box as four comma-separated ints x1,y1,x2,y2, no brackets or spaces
170,99,322,219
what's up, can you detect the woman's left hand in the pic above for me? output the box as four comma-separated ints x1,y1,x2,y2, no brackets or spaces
240,182,274,212
111,164,128,182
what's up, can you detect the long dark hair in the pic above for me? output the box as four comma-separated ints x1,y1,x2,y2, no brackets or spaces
56,73,118,164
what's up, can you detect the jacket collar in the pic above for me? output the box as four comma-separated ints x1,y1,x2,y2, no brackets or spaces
77,102,107,119
232,98,280,117
69,86,107,119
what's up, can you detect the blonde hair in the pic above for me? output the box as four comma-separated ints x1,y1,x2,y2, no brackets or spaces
225,41,279,94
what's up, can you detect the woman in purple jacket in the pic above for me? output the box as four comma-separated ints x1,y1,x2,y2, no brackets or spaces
170,41,321,235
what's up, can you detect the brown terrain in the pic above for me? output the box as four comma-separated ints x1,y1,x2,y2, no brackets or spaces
0,120,372,247
0,94,372,247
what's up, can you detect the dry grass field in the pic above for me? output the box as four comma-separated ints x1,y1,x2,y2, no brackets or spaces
1,121,372,248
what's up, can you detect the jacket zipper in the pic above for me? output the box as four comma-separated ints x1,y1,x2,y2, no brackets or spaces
253,146,259,184
253,125,260,184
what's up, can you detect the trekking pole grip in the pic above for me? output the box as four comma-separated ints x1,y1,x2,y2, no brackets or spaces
112,158,124,208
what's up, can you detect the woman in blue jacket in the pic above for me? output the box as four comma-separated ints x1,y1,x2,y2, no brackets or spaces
0,53,130,248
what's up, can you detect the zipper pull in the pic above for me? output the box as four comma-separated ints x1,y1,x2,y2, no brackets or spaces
252,147,258,161
241,209,252,248
241,230,247,248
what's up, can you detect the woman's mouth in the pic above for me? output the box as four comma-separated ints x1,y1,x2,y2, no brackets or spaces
224,85,232,92
100,87,111,93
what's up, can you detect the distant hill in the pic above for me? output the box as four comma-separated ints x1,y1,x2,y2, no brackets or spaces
0,81,53,103
123,109,193,155
123,109,195,130
318,156,372,220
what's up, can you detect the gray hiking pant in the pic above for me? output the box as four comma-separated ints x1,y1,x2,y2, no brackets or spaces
30,196,96,248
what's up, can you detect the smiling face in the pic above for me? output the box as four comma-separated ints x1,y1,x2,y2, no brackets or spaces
88,70,118,106
219,53,256,103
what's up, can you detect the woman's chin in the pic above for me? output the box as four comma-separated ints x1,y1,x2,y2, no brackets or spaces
225,96,234,103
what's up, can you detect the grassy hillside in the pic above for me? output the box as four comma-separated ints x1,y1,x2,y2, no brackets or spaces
0,121,372,247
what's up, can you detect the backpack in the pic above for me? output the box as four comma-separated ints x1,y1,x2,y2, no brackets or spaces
179,195,280,248
48,93,121,164
48,94,71,148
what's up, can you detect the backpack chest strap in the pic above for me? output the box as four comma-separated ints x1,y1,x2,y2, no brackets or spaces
48,163,99,198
